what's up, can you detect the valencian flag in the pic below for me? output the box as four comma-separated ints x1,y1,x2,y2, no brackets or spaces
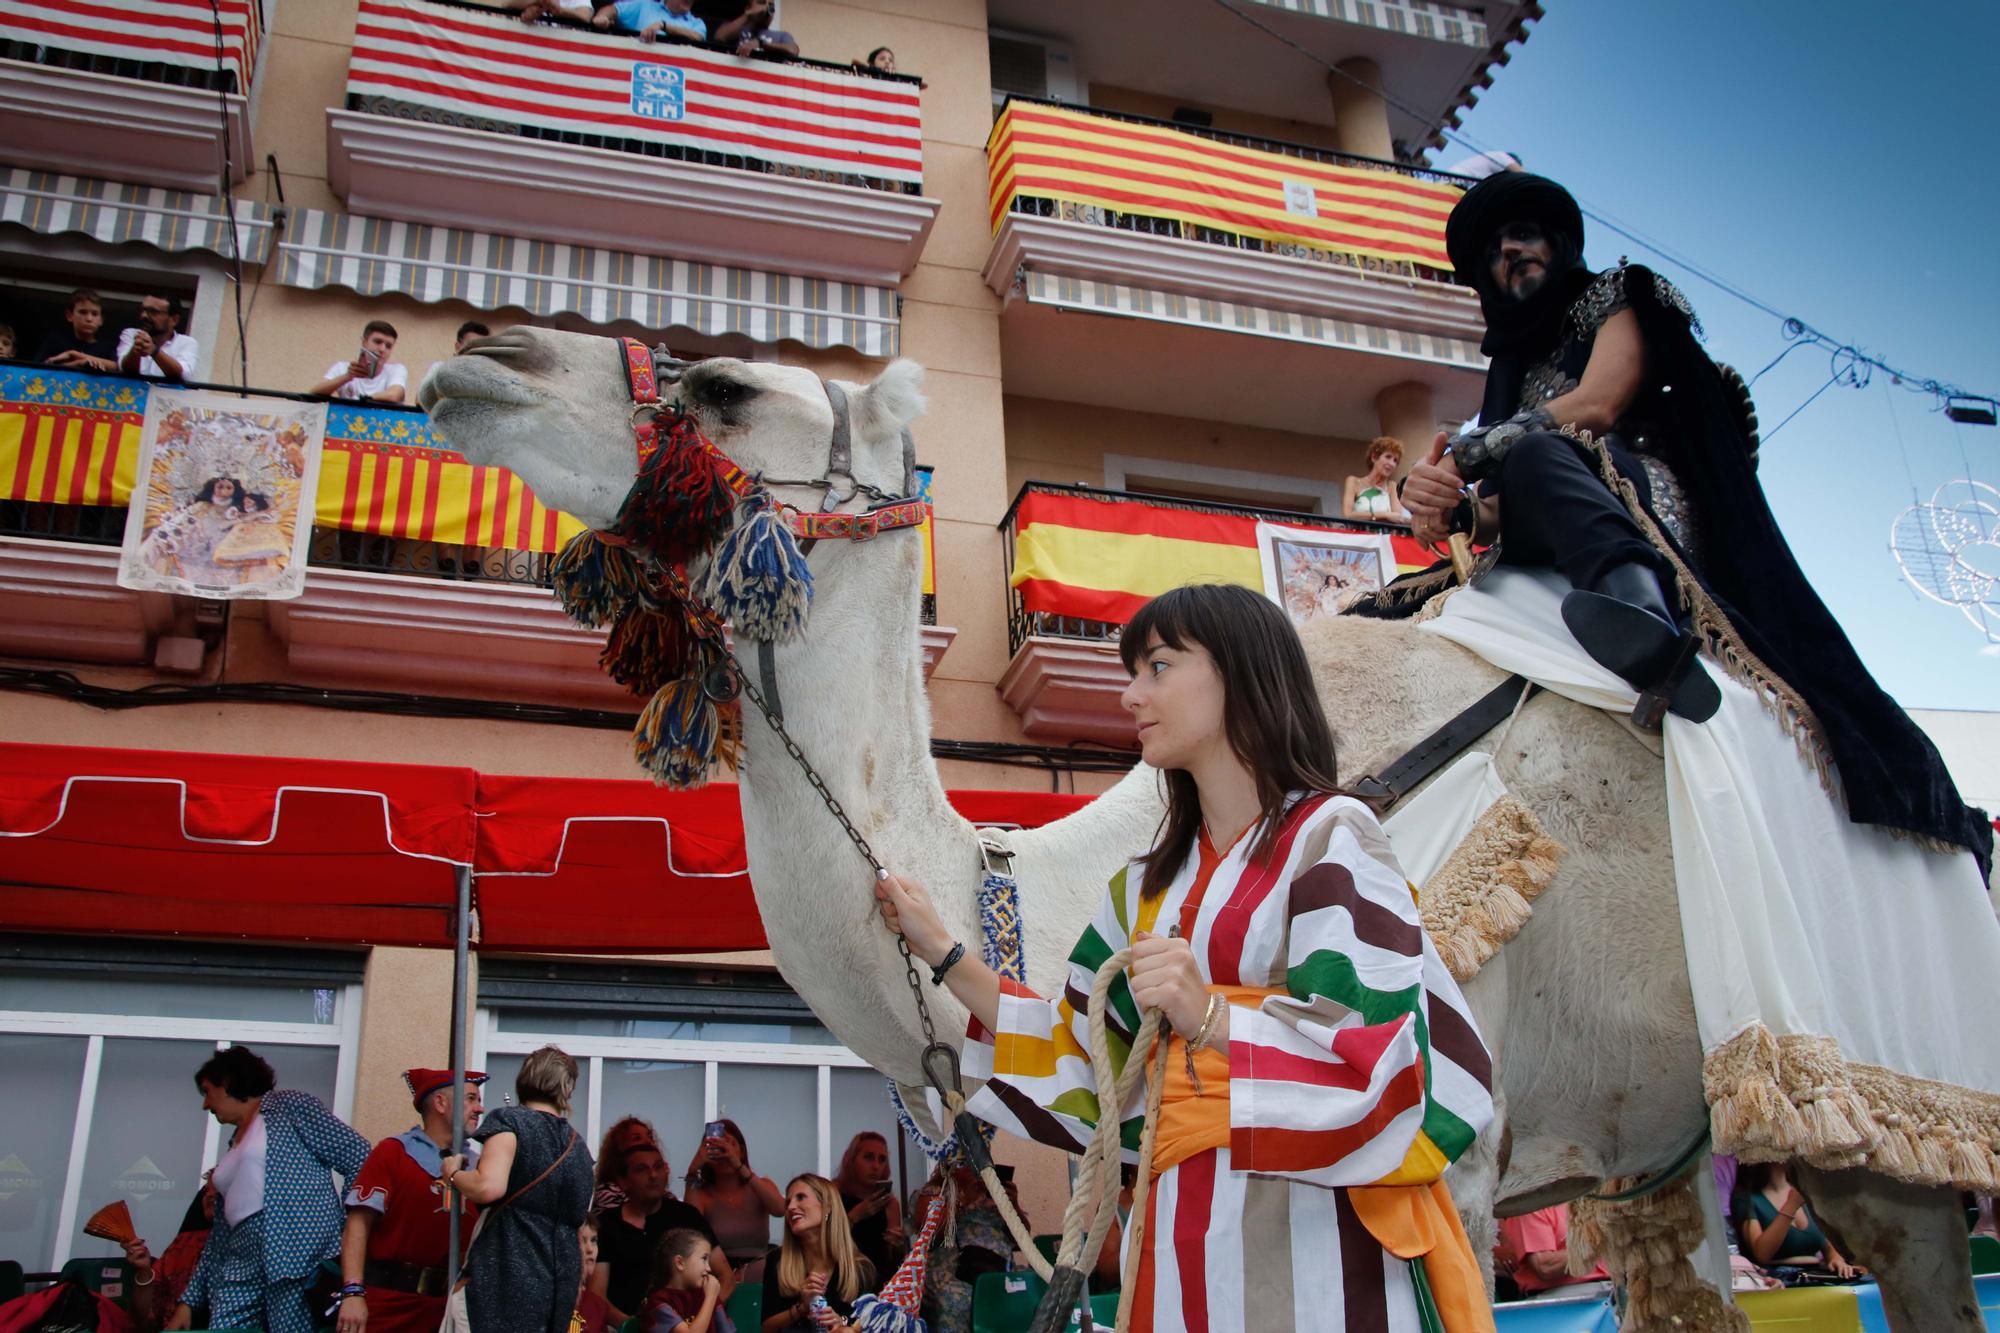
989,102,1462,273
1009,488,1434,626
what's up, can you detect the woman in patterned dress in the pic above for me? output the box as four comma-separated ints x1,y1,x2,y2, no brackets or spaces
875,584,1499,1333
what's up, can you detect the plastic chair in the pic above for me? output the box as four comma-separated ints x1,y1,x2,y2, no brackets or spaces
724,1281,761,1331
616,1319,640,1333
1971,1233,2000,1276
0,1261,23,1304
971,1270,1046,1333
56,1257,137,1309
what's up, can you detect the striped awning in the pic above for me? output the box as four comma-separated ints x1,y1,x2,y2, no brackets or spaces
274,208,900,356
1018,269,1484,371
0,167,277,264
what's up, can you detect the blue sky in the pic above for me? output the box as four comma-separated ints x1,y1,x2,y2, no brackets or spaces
1443,1,1999,709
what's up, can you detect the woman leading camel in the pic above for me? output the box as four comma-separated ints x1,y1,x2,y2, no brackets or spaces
874,583,1498,1333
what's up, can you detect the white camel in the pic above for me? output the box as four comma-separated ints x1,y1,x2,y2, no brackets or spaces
420,330,1984,1332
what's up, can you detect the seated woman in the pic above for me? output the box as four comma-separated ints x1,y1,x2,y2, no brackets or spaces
831,1132,905,1284
1342,436,1409,521
760,1175,873,1333
1733,1162,1862,1278
685,1119,783,1285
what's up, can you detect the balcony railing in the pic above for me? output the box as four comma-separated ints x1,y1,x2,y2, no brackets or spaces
347,0,925,195
0,0,262,95
989,97,1470,282
999,481,1428,656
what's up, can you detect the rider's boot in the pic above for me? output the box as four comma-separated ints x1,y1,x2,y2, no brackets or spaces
1560,562,1721,729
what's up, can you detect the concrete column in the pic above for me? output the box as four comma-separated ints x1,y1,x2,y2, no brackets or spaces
351,945,463,1140
1375,380,1437,457
1329,58,1395,161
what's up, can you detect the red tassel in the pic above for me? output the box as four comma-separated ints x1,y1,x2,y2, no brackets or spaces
619,414,735,566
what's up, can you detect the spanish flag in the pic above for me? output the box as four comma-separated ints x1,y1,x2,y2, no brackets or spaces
989,103,1462,273
1010,489,1433,625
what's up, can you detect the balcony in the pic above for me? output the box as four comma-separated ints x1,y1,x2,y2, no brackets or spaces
996,482,1429,742
327,0,938,288
982,99,1487,437
0,0,260,192
0,365,951,690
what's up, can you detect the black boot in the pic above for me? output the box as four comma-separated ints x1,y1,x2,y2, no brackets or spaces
1560,563,1720,728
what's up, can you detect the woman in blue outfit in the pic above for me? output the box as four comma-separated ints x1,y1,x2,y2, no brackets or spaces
166,1046,371,1333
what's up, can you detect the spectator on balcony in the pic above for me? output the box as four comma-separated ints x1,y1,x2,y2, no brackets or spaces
506,0,592,22
715,0,798,58
117,292,199,382
593,0,704,43
37,289,117,371
312,320,409,403
1343,437,1409,522
0,321,15,359
863,47,896,73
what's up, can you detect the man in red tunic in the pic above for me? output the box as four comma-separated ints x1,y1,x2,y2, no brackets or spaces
334,1068,486,1333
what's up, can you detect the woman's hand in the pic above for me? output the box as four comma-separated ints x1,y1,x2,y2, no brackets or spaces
804,1270,829,1300
873,870,953,967
848,1190,888,1222
166,1304,193,1331
1781,1186,1807,1216
1129,931,1213,1040
439,1153,467,1182
810,1306,840,1331
119,1237,154,1275
1828,1255,1862,1280
337,1293,369,1333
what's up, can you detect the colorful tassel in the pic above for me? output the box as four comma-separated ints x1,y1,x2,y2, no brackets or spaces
549,530,646,628
697,493,814,641
847,1196,948,1332
632,676,743,788
619,414,736,567
600,605,699,695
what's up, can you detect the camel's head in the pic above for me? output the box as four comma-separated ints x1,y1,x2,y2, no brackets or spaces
419,326,925,533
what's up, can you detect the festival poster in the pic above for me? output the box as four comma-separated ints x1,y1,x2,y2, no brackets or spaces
117,389,326,600
1255,520,1396,627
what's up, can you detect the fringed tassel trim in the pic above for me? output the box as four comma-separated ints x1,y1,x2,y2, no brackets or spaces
1571,1172,1749,1333
1416,795,1566,984
1704,1025,2000,1193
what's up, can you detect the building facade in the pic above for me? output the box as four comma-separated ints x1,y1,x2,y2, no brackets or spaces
0,0,1537,1273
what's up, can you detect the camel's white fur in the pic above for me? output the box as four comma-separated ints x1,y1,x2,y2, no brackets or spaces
422,330,1982,1332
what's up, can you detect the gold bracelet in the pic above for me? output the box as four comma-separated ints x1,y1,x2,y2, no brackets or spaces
1181,993,1226,1098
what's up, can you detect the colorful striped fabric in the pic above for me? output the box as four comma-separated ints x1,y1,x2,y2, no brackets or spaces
962,794,1495,1331
1010,488,1434,625
989,102,1462,273
0,0,261,92
0,368,581,553
349,0,923,186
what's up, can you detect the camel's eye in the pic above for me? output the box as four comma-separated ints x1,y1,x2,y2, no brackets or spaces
696,377,754,409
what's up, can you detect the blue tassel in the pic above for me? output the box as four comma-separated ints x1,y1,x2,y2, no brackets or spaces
549,531,645,628
632,678,742,788
849,1295,926,1333
697,496,813,641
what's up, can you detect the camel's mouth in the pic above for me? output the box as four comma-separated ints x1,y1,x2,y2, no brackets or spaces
416,353,545,416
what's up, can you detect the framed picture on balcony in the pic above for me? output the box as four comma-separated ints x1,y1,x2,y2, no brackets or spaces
1254,520,1396,627
118,389,327,601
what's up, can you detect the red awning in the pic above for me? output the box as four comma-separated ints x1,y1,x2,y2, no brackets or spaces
0,742,1096,953
0,741,476,948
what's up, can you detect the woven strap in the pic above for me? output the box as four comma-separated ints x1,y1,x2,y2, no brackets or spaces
789,499,927,542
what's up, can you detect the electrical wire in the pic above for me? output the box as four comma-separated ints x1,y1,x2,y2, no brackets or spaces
1203,0,1999,424
208,0,252,386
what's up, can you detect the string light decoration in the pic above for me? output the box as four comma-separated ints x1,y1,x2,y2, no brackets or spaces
1890,480,2000,645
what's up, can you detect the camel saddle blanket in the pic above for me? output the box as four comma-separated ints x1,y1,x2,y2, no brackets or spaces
1417,566,2000,1193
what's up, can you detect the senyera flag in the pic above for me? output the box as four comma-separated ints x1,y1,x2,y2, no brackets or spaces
1009,487,1435,625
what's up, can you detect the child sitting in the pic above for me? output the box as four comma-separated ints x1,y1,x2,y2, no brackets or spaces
643,1228,733,1333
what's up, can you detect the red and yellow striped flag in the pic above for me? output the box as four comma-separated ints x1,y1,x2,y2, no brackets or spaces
0,376,143,506
988,102,1463,272
1010,489,1433,625
317,438,585,552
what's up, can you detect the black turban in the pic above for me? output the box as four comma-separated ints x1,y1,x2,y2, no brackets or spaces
1445,172,1592,363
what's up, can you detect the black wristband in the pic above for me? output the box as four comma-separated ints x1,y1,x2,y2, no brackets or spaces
929,941,966,986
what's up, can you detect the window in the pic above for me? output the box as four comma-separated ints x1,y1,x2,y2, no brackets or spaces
476,961,912,1247
0,940,363,1270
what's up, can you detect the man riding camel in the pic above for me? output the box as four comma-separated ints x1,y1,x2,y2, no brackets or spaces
1402,171,1989,872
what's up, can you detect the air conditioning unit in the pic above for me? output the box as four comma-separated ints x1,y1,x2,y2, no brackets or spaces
988,29,1082,108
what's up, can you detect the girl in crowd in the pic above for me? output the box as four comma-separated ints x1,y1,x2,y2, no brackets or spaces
642,1228,733,1333
831,1132,905,1282
685,1120,782,1284
166,1047,370,1333
441,1046,596,1333
759,1175,872,1333
1734,1162,1862,1278
873,583,1497,1332
574,1217,616,1333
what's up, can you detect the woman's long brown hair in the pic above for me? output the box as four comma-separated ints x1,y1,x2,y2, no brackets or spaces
1118,584,1346,899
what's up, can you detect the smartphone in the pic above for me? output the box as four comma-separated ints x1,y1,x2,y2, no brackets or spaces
703,1120,727,1141
872,1180,892,1197
357,344,382,377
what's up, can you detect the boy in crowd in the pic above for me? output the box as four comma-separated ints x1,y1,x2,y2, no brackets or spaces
38,289,118,371
312,320,409,403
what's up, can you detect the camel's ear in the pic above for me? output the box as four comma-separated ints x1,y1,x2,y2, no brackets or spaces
852,359,926,440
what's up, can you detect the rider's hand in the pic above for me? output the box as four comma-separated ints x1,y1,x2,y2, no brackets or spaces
1403,430,1464,543
1129,931,1212,1039
873,870,953,967
337,1293,369,1333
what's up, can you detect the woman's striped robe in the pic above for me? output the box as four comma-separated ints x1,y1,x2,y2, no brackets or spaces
963,793,1496,1333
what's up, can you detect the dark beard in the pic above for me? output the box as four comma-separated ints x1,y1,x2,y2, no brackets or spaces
1507,264,1547,300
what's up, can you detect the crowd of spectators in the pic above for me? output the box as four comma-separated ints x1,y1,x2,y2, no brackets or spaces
6,286,200,382
498,0,912,70
16,1044,943,1333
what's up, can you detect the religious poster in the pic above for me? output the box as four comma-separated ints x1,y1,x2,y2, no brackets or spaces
1255,520,1396,627
118,388,326,600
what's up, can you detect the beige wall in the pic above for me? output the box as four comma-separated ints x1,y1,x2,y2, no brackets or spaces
1088,82,1342,152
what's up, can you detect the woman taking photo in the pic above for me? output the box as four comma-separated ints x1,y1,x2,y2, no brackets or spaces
759,1175,872,1333
831,1132,905,1282
875,584,1497,1333
441,1046,596,1333
684,1118,783,1283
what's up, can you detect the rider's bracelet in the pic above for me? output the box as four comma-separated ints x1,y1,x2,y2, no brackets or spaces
929,941,966,986
1187,993,1226,1053
339,1283,367,1298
